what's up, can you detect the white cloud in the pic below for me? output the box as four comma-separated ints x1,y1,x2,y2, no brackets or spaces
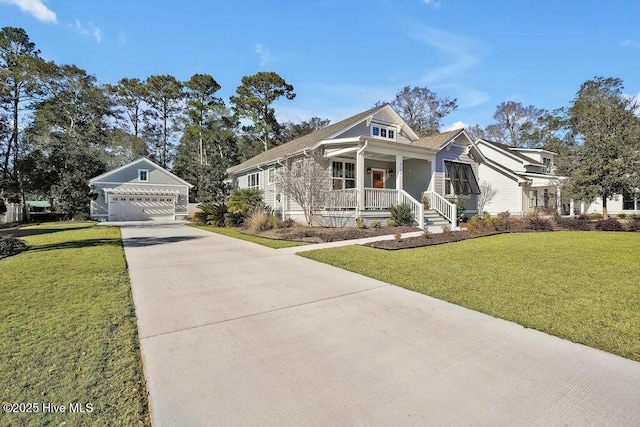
442,121,468,132
422,0,441,8
255,43,276,67
72,19,102,43
620,39,640,48
0,0,56,23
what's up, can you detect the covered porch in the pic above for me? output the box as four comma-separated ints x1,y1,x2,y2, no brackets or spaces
322,140,457,228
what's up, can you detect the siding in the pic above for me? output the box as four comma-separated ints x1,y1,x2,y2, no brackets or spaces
364,160,395,189
477,164,522,215
100,162,185,186
477,143,525,172
336,122,369,139
403,159,429,200
435,142,478,196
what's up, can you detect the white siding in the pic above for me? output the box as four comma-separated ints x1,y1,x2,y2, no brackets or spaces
477,163,523,215
477,142,526,172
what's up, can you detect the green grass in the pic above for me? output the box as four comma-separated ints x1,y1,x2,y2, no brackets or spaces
300,232,640,361
190,224,309,249
0,223,149,426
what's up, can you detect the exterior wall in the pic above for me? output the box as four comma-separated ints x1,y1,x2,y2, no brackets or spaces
364,160,395,189
477,142,526,172
91,182,189,219
1,201,23,224
403,159,430,200
435,142,478,194
582,194,640,215
336,122,369,139
477,164,523,215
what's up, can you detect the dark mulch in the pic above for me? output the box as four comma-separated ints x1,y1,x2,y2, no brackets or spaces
364,229,508,250
251,225,420,243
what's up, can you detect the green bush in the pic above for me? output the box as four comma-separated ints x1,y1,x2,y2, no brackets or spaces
227,188,265,217
282,218,296,228
370,220,382,229
224,211,244,227
355,216,366,229
385,218,397,227
0,235,27,258
195,202,227,226
72,212,90,221
389,203,413,226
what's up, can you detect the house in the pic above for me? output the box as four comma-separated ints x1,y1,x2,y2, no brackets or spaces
577,191,640,216
227,104,482,229
89,157,193,221
473,139,567,216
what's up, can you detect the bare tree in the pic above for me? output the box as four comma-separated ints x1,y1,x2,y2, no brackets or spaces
477,181,498,214
274,149,330,226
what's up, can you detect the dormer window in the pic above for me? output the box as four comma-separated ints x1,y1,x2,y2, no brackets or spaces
371,124,396,140
543,158,552,174
138,169,149,182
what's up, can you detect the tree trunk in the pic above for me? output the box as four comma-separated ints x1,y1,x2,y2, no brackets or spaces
602,194,608,220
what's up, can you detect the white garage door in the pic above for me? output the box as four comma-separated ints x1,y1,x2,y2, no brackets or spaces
108,196,175,221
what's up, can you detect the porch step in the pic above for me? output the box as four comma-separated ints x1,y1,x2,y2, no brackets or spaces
424,209,451,226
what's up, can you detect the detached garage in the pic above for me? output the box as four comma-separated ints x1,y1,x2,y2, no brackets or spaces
90,158,193,222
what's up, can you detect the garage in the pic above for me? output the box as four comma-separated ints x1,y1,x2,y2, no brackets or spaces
105,189,180,221
89,158,193,222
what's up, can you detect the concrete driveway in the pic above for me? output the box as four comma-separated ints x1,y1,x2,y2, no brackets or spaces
120,223,640,426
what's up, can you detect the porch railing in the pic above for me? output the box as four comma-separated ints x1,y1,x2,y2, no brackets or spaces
428,191,457,228
326,188,357,209
398,190,424,229
365,188,397,209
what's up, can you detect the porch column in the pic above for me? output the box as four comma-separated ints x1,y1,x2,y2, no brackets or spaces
357,146,365,213
569,199,575,217
556,187,562,215
395,154,403,203
427,157,436,192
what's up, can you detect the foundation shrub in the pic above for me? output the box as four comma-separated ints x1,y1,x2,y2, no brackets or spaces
594,218,624,231
555,217,592,231
355,216,367,229
628,221,640,232
389,203,414,226
526,213,553,231
370,220,382,229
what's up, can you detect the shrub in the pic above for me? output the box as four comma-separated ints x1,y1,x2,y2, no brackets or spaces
628,221,640,232
224,211,244,227
195,202,227,226
227,188,265,217
246,207,281,233
72,212,90,221
0,198,6,216
394,230,402,242
555,217,591,231
526,214,553,231
495,211,512,230
594,218,624,231
466,215,485,231
389,203,413,226
422,229,432,239
370,220,382,229
617,213,627,219
386,218,397,227
355,216,367,229
282,218,296,228
0,235,27,258
442,225,452,235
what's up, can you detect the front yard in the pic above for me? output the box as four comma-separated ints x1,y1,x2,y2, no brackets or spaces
0,223,149,426
300,232,640,361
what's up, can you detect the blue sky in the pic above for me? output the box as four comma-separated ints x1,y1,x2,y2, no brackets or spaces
2,0,639,130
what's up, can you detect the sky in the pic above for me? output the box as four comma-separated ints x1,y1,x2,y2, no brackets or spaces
1,0,639,131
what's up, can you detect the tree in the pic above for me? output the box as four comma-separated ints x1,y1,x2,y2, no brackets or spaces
0,27,43,202
477,181,498,214
281,116,330,141
465,124,488,141
485,101,545,147
274,149,331,226
28,63,113,217
173,73,237,203
230,71,295,155
144,74,184,168
385,86,457,136
566,76,640,219
107,77,147,138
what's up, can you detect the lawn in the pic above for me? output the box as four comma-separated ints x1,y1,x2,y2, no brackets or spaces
300,231,640,361
190,224,309,249
0,223,149,426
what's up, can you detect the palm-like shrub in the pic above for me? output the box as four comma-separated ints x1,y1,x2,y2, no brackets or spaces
389,203,413,226
227,188,265,217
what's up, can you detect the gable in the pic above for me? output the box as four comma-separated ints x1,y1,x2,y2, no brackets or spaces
90,158,193,188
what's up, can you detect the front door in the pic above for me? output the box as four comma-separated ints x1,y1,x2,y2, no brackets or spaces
372,170,385,189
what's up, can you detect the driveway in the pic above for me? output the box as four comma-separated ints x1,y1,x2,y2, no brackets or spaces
120,223,640,426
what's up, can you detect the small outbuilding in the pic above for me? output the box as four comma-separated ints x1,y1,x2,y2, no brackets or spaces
89,157,193,221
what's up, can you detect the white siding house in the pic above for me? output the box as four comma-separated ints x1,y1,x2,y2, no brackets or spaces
89,157,193,221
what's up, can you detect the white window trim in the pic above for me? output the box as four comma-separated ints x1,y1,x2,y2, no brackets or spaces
247,172,260,189
267,168,275,185
370,122,397,141
331,160,356,190
138,169,149,182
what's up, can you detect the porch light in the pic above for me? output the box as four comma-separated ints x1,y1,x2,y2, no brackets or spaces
388,169,394,176
366,167,372,174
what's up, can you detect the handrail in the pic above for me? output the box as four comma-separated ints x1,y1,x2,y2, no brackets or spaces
326,188,357,209
427,191,457,228
398,190,424,229
365,188,397,209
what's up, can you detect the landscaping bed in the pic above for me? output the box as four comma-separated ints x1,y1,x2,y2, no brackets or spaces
250,225,420,243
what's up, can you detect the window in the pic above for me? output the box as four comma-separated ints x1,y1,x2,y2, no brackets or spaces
444,161,480,195
138,169,149,182
543,158,552,174
248,172,260,189
267,168,275,185
623,188,639,210
371,123,396,140
332,160,356,190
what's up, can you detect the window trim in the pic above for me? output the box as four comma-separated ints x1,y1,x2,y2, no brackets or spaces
332,160,356,190
247,172,260,189
443,161,480,196
267,168,275,185
371,122,397,141
138,169,149,182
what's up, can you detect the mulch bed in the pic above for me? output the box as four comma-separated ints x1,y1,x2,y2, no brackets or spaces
363,229,509,250
249,225,420,243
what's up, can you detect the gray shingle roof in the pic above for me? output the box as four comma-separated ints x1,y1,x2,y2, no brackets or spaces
227,105,384,175
412,128,465,149
478,139,544,166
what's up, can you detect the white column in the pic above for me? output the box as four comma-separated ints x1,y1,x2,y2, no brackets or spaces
569,199,575,217
556,187,562,215
395,154,403,203
357,147,365,213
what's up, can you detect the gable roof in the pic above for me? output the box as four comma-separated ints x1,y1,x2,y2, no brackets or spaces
476,139,544,166
227,104,413,175
89,157,194,188
412,129,468,149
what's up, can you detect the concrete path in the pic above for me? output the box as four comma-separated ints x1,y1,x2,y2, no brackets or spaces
119,223,640,426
